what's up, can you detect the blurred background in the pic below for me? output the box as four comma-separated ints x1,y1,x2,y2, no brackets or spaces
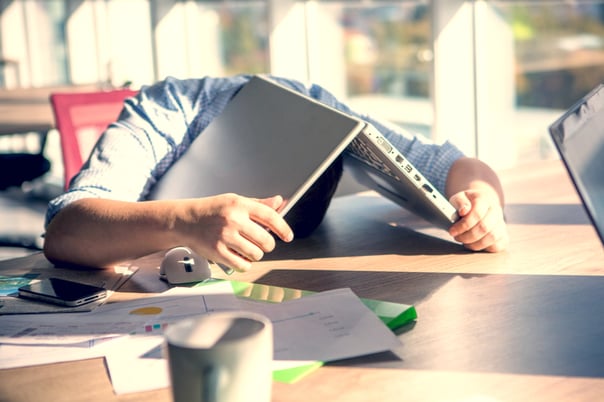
1,0,604,259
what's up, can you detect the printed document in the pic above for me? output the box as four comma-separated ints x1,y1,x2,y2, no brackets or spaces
0,281,402,394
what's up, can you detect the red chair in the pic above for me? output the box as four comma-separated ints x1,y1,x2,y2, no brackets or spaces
49,88,138,189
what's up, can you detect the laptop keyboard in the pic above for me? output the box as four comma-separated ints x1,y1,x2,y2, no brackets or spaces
348,137,400,181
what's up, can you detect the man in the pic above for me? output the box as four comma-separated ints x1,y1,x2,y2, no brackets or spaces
43,75,508,272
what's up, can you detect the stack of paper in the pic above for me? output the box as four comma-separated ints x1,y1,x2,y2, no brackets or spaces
0,279,416,395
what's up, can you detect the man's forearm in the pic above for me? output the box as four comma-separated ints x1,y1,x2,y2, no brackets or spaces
43,198,181,268
445,157,505,206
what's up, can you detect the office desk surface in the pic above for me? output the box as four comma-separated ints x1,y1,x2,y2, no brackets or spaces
1,159,604,402
0,84,103,135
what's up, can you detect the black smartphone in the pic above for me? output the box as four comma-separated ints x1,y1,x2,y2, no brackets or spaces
18,277,107,307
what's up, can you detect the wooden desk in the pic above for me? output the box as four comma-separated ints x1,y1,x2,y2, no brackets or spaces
1,159,604,401
0,84,101,136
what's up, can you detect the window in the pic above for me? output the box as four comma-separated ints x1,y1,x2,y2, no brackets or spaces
1,0,603,170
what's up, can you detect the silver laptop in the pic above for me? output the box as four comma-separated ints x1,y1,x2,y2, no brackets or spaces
148,75,361,216
549,83,604,245
149,75,458,229
345,129,458,229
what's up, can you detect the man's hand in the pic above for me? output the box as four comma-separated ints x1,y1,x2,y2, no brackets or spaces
444,157,508,253
44,194,293,271
177,194,294,272
448,189,508,252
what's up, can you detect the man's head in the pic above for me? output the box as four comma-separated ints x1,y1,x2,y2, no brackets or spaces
285,156,343,238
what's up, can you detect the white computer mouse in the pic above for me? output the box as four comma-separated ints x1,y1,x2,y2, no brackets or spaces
159,246,211,284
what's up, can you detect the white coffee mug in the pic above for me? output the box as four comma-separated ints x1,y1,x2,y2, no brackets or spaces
164,311,273,402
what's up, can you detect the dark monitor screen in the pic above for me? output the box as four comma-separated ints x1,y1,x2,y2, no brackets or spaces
549,84,604,246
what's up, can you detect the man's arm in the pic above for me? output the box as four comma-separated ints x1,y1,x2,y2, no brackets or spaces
43,194,294,271
445,156,508,252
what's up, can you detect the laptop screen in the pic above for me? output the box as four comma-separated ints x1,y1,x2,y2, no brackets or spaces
549,84,604,245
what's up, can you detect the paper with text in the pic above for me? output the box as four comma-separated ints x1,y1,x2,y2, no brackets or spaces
0,282,401,395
